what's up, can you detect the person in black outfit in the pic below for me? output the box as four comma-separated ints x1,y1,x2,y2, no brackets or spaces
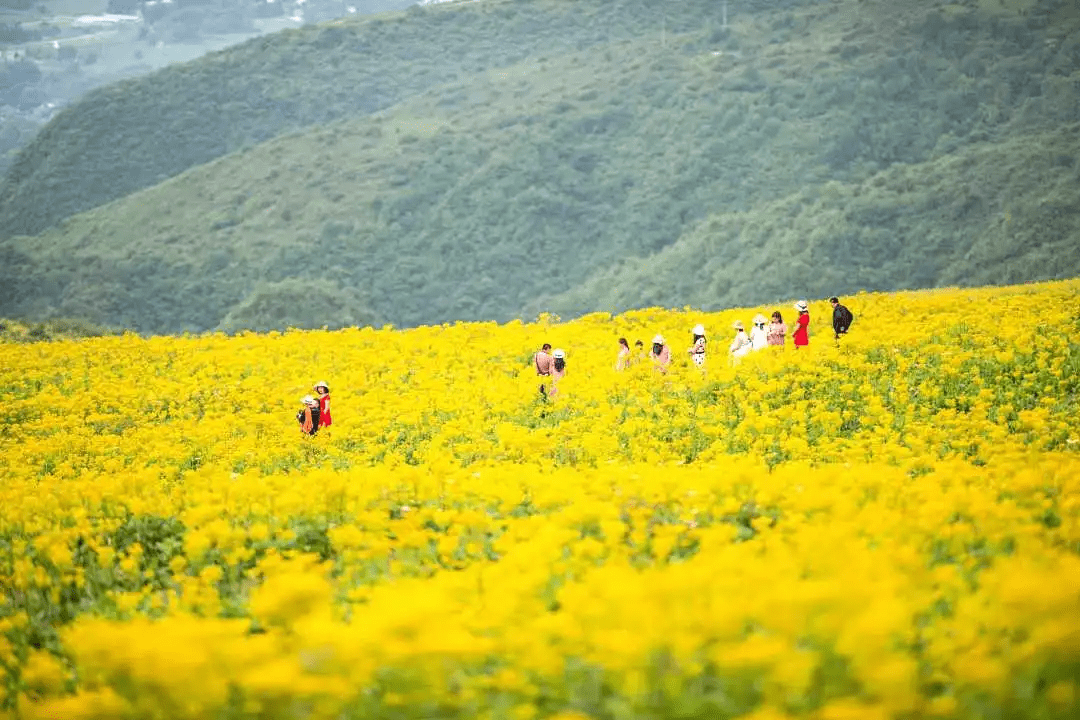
297,395,321,435
830,296,853,341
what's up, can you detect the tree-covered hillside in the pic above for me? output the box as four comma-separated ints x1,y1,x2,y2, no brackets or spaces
542,125,1080,319
1,0,1078,334
0,0,418,181
0,0,727,238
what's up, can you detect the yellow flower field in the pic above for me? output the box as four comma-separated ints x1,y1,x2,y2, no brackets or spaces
1,280,1079,720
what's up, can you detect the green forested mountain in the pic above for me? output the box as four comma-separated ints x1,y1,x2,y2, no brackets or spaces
1,0,1078,334
0,0,708,238
544,125,1080,318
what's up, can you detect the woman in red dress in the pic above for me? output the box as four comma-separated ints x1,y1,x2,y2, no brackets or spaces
314,380,332,432
792,301,810,348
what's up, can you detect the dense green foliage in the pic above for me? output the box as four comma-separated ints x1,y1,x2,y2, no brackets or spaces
0,0,1078,334
0,317,120,343
1,0,695,237
547,126,1080,317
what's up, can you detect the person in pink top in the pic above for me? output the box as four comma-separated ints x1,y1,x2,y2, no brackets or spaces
792,300,810,348
616,338,632,370
533,343,554,397
767,311,787,347
650,334,671,372
549,349,567,398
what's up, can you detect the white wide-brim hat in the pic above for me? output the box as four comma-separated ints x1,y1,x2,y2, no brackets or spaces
301,395,317,405
752,314,768,325
794,300,809,312
553,349,566,359
653,334,665,344
692,324,705,335
314,380,329,390
732,320,745,330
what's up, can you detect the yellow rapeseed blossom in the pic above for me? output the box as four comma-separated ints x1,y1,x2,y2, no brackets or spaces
1,280,1079,719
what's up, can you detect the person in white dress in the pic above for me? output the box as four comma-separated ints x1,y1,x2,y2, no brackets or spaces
749,314,769,351
688,324,707,367
729,321,751,363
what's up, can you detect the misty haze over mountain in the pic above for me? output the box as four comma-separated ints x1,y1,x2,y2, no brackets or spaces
1,0,415,176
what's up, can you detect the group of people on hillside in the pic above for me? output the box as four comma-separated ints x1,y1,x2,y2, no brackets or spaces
533,296,853,398
297,298,853,422
297,381,332,435
724,297,852,361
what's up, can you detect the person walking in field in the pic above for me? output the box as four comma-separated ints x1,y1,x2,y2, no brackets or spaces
830,296,854,341
688,324,707,367
550,349,567,398
792,300,810,348
749,315,769,351
297,395,321,436
729,320,751,362
533,343,554,397
651,334,671,372
767,311,787,347
616,337,632,370
314,380,332,433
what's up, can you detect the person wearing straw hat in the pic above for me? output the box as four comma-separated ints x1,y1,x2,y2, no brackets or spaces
792,300,810,348
687,324,707,367
729,320,751,362
313,380,332,433
550,348,568,398
650,334,672,372
749,314,769,351
297,395,321,436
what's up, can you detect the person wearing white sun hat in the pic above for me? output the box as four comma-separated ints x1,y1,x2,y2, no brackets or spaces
688,324,707,367
313,380,332,433
297,395,321,436
650,334,671,372
749,314,769,351
549,348,568,398
729,320,751,362
793,300,810,348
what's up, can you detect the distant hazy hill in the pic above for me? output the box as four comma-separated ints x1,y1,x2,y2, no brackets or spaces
1,0,1078,334
0,0,695,238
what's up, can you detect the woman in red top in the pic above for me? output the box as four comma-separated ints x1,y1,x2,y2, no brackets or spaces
792,301,810,348
314,380,332,431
